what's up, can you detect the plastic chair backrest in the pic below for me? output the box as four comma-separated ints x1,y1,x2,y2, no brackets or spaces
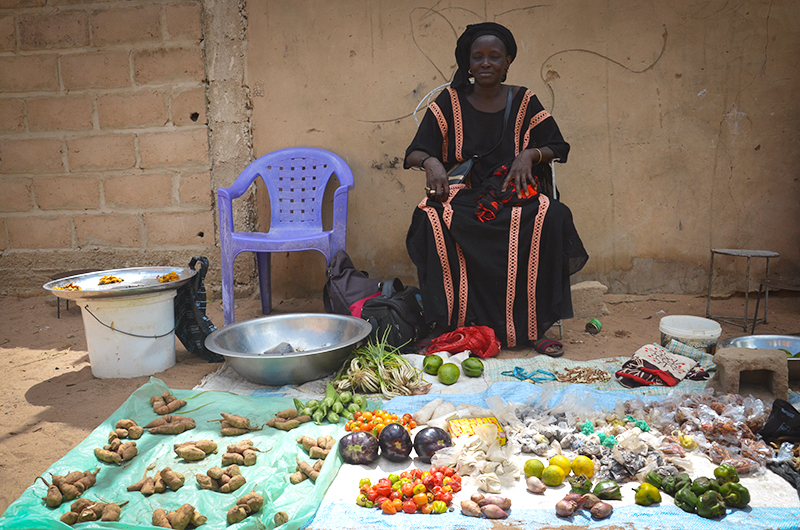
224,147,354,235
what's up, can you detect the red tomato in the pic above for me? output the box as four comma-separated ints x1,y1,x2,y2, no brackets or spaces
443,467,455,477
381,500,396,515
412,469,424,480
375,496,389,507
401,482,415,498
433,472,445,486
440,491,453,504
403,413,413,423
402,498,417,514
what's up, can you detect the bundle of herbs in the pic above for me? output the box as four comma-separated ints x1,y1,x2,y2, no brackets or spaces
333,330,430,398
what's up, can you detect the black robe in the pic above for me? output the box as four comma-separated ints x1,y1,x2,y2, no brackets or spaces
405,85,588,346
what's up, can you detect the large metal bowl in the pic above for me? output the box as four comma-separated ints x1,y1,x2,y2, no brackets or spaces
204,313,372,386
718,335,800,380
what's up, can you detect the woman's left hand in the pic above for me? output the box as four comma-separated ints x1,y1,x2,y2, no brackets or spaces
503,150,537,198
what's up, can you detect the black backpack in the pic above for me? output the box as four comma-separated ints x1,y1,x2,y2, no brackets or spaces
360,279,427,351
323,250,382,315
174,257,223,362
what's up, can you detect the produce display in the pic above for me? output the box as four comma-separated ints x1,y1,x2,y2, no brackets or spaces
61,498,128,524
290,435,335,484
265,407,311,430
153,504,207,529
222,439,266,466
110,418,144,440
195,464,246,493
146,415,196,435
174,440,218,462
94,437,137,465
294,383,368,425
127,466,185,495
36,469,99,508
332,333,430,397
151,391,187,415
355,466,462,515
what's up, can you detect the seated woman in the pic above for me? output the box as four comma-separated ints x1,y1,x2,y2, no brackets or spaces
405,22,588,355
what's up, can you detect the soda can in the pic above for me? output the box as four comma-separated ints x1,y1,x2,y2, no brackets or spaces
585,318,602,334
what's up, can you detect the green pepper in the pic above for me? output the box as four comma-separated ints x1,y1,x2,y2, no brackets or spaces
720,482,750,509
674,485,698,513
593,480,622,501
691,477,720,496
661,472,690,496
645,471,663,490
568,474,592,495
674,472,691,492
714,463,740,485
634,482,662,506
696,490,726,519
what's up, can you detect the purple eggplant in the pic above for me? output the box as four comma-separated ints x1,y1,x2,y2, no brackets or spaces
338,431,379,465
378,423,412,462
413,427,452,463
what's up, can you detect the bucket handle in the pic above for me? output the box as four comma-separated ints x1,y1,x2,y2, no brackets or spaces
83,306,176,339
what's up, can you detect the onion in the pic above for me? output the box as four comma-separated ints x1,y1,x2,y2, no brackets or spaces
470,492,485,504
526,476,546,494
580,493,602,509
460,500,481,518
590,501,613,519
562,493,586,509
480,504,509,519
555,499,577,518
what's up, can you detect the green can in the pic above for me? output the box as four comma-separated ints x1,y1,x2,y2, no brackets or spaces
586,318,602,334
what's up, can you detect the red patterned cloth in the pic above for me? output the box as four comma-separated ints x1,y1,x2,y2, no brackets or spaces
426,325,501,359
474,165,538,222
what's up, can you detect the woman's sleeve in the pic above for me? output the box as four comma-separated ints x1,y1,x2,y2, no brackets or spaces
403,94,448,169
526,94,570,163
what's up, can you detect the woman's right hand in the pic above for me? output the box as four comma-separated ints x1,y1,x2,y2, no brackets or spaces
423,158,449,202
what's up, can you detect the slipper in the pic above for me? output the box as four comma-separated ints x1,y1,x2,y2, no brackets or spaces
533,338,564,357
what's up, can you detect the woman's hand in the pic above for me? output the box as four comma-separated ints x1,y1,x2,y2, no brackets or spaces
503,150,536,199
423,158,449,202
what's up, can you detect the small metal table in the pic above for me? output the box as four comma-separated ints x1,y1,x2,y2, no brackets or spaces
705,248,780,331
750,277,800,334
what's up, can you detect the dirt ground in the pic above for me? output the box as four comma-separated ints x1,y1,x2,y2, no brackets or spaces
1,289,799,516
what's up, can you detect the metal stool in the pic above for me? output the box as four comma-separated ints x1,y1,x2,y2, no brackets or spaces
750,277,800,334
705,249,779,331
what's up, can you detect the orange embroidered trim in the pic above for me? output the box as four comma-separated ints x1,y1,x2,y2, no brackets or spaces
527,195,550,341
456,244,468,327
448,88,465,162
514,90,533,156
429,103,449,164
420,201,454,326
523,110,551,151
506,205,522,347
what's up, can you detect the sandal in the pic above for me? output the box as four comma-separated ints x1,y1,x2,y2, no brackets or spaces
533,338,564,357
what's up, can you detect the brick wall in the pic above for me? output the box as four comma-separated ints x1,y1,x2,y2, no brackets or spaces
0,0,215,294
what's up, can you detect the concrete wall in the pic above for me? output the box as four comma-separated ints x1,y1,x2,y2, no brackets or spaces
248,0,800,298
0,0,217,294
2,0,798,300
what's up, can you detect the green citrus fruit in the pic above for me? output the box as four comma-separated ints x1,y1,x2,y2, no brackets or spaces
541,464,566,486
423,355,444,375
462,357,484,377
524,458,545,478
437,363,460,385
549,454,572,476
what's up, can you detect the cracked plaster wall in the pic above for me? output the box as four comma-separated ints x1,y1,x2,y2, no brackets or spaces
239,0,799,298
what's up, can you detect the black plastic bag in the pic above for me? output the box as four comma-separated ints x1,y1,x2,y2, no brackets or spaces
758,399,800,445
174,256,223,362
361,278,427,352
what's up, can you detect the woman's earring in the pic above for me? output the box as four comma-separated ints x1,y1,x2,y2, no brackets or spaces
468,69,473,76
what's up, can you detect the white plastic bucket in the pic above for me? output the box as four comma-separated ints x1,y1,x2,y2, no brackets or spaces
659,315,722,354
77,291,177,378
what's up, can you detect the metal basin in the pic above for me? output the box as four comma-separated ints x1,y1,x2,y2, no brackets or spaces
204,313,372,386
718,335,800,380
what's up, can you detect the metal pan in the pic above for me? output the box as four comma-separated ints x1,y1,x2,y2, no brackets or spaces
43,266,196,300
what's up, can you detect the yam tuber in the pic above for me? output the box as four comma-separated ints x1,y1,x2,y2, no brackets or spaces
221,452,245,466
60,512,79,525
243,449,257,466
274,419,300,431
152,508,171,528
35,476,62,508
166,503,195,530
276,408,298,420
309,446,330,459
94,448,123,465
219,474,246,493
226,506,248,525
116,418,137,430
274,512,289,526
227,490,264,524
195,474,219,491
206,466,224,480
151,390,187,415
296,458,320,482
100,501,128,522
219,413,252,430
175,445,207,461
160,467,185,491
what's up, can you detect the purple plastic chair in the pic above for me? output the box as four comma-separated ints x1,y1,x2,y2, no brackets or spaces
217,147,354,325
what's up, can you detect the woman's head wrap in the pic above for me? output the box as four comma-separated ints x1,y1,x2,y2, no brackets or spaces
451,22,517,90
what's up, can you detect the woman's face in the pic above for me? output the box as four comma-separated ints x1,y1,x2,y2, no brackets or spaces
469,35,511,88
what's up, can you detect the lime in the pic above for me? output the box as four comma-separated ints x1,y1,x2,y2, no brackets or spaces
549,454,572,476
423,355,443,376
462,357,484,377
541,464,566,486
437,363,460,385
571,455,595,478
524,458,545,479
